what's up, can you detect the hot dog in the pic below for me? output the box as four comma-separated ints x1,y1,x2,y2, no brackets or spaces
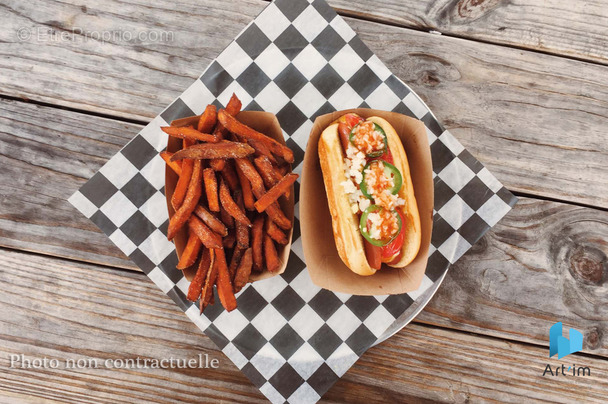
318,113,421,276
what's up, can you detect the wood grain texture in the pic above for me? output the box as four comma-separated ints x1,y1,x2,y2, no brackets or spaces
327,0,608,65
0,248,263,404
1,96,607,357
336,324,608,404
348,18,608,209
1,0,607,401
0,0,265,120
419,197,608,356
0,98,137,270
0,247,606,403
1,0,607,207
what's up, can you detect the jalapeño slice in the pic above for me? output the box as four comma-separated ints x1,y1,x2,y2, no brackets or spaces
360,161,403,199
359,205,402,247
349,122,388,158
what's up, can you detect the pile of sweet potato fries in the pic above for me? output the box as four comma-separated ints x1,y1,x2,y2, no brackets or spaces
160,94,298,313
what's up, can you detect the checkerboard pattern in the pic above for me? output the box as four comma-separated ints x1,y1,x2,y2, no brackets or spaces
69,0,517,402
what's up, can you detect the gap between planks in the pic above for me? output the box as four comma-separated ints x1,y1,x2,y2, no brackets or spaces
3,243,607,364
0,85,604,215
1,245,606,403
2,1,607,207
1,96,607,356
333,8,608,68
258,0,608,68
0,94,149,127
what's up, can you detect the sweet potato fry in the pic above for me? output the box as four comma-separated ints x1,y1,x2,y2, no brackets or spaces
194,205,228,237
188,216,222,249
254,155,280,188
235,163,255,211
200,249,217,313
219,203,234,229
209,159,226,171
234,158,265,196
254,174,298,214
233,248,252,293
248,139,278,165
177,230,202,270
235,158,291,230
225,93,243,116
277,164,289,176
228,247,244,280
222,231,235,249
266,217,288,245
235,192,250,249
251,216,264,273
214,248,237,312
218,110,294,163
160,151,182,176
203,168,219,212
161,126,218,143
221,161,240,192
171,159,194,210
187,248,212,302
267,202,291,230
254,155,290,199
183,138,196,148
198,104,217,133
212,94,242,141
219,178,251,227
171,142,254,161
211,125,225,142
264,235,280,273
170,115,199,128
167,160,203,240
219,93,243,133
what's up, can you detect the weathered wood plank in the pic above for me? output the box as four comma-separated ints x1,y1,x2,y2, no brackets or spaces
0,98,138,269
327,0,608,65
0,248,263,404
0,0,264,121
419,197,608,356
348,18,608,209
1,96,608,357
1,0,607,207
1,248,606,403
336,324,608,404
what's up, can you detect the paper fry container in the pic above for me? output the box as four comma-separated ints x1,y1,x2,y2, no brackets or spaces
301,109,434,296
165,111,294,282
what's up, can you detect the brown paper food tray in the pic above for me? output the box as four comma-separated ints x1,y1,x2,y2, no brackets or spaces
165,111,294,282
300,109,434,296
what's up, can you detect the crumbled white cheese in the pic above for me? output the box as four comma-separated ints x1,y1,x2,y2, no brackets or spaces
341,144,369,212
340,179,356,194
344,145,366,184
358,197,370,213
339,130,406,239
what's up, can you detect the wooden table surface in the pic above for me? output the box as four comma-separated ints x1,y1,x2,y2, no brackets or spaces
1,0,607,402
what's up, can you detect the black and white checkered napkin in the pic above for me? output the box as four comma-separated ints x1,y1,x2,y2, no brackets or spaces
69,0,516,402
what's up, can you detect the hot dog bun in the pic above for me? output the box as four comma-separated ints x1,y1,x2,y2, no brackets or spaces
318,116,421,276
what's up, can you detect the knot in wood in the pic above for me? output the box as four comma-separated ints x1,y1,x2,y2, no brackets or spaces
586,327,601,350
422,71,441,87
456,0,504,21
407,53,461,87
470,235,487,254
569,246,606,286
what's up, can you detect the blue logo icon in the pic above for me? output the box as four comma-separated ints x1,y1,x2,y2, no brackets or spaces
549,322,583,359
